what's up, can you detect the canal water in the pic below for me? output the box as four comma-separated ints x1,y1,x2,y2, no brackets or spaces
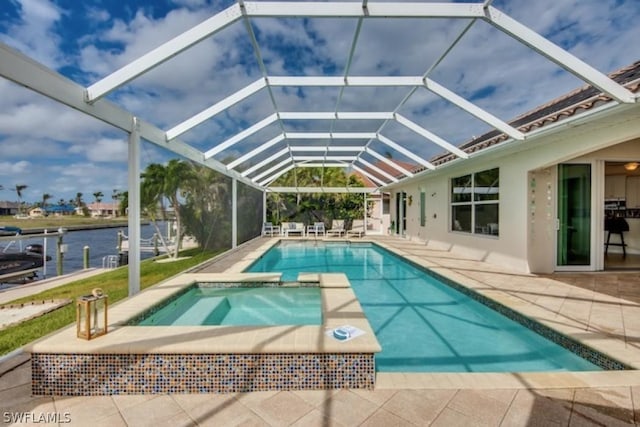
12,223,163,278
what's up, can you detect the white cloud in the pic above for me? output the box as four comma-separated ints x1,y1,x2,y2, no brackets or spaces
0,160,31,176
68,138,129,163
0,0,66,68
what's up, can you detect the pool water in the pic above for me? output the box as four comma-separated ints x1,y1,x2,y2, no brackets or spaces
246,241,601,372
137,286,321,326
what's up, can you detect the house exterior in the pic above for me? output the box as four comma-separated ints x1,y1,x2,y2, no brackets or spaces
0,201,20,216
28,207,46,218
384,61,640,274
86,202,120,218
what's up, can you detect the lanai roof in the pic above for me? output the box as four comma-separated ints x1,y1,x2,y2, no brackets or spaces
1,1,639,194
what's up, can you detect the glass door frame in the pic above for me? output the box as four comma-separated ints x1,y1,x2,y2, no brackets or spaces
554,160,603,271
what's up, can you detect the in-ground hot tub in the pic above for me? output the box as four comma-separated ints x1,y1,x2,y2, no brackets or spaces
27,272,381,395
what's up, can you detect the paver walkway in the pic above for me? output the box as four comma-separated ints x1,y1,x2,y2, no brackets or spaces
2,236,640,426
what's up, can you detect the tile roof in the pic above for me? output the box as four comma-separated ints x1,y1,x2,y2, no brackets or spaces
427,60,640,169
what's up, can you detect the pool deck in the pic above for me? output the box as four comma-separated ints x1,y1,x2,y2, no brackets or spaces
3,236,640,425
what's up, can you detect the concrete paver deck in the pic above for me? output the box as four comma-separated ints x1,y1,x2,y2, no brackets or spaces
3,236,640,425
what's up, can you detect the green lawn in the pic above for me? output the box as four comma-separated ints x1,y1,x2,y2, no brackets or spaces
0,248,218,355
0,214,132,230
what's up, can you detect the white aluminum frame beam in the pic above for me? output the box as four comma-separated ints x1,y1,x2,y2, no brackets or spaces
395,114,469,159
226,133,285,170
245,2,485,18
259,163,295,187
484,6,635,104
279,111,394,120
285,132,377,139
423,79,525,140
241,147,290,177
0,42,261,191
365,147,414,177
86,3,242,102
293,156,357,161
205,113,278,159
296,163,349,167
289,146,364,152
357,158,399,182
268,186,377,193
253,157,293,183
377,134,435,170
167,78,266,141
351,164,388,186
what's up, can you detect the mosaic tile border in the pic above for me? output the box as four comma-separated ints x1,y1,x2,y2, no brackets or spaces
31,352,375,395
380,246,632,371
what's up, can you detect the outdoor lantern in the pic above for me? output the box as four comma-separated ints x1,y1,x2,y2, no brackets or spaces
76,288,108,340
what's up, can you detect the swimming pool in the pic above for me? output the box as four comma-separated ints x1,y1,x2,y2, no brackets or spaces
134,285,322,326
246,241,604,372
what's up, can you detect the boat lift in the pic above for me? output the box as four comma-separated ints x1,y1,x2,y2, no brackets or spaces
0,228,67,282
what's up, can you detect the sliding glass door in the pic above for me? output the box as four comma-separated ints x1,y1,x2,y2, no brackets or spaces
557,164,591,266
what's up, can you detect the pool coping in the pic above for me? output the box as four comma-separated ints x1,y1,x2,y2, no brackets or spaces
26,271,381,355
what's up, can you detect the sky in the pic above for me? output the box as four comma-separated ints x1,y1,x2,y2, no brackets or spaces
0,0,639,204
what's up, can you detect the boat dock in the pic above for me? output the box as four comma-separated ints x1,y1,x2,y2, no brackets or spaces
0,268,107,305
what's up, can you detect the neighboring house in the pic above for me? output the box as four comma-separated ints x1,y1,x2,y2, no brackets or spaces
29,207,46,218
0,201,20,216
45,204,76,216
386,61,640,274
86,202,120,217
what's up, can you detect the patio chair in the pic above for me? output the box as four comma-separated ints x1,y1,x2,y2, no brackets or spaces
285,222,305,237
262,222,280,237
307,222,326,237
346,219,365,238
326,219,345,237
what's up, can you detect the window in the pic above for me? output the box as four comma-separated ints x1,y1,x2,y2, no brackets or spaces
451,168,499,236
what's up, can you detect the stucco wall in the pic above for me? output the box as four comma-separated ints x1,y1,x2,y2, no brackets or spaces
386,105,640,273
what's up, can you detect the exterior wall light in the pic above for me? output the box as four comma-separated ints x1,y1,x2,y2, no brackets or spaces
624,162,639,171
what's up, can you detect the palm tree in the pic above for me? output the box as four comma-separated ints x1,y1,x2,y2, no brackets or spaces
41,193,53,208
141,160,194,258
93,191,104,217
74,192,84,208
111,189,122,217
14,184,27,214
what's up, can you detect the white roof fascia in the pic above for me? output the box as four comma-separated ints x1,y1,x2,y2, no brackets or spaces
167,78,266,141
86,3,242,102
0,42,261,190
484,5,635,104
205,113,278,159
357,158,399,182
285,132,378,139
226,133,285,170
365,147,414,177
395,114,469,159
241,147,290,177
377,134,435,170
351,164,388,186
293,156,357,161
245,2,484,19
253,157,293,183
424,78,525,140
258,163,295,186
289,146,364,152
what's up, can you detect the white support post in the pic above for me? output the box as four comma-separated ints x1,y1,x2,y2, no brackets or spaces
364,192,368,235
263,191,267,223
128,117,141,296
232,178,238,248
